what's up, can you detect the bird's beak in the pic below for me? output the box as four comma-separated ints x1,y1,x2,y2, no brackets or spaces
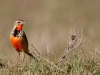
22,21,26,24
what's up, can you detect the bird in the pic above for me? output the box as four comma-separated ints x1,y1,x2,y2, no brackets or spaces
10,19,36,63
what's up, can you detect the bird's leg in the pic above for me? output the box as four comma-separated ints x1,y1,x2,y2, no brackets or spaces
22,51,25,64
17,51,20,64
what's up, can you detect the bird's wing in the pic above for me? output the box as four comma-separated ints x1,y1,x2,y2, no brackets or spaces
19,30,29,49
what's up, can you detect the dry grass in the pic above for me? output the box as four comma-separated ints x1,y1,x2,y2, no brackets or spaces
0,28,100,75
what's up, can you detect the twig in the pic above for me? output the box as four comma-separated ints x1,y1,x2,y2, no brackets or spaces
56,28,87,65
30,44,40,57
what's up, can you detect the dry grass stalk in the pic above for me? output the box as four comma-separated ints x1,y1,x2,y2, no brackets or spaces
56,28,87,65
30,44,62,71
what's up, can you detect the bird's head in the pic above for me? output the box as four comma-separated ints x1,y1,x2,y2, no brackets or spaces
14,19,26,30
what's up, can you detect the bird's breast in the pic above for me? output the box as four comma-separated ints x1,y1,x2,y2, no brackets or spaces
10,35,23,52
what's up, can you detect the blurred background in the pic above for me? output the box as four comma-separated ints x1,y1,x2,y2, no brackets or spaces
0,0,100,61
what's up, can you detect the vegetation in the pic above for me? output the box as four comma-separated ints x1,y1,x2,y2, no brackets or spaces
0,29,100,75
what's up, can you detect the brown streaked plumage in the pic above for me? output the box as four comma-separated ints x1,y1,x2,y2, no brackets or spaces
10,19,36,63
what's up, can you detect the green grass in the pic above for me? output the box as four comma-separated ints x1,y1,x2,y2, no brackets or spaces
0,48,100,75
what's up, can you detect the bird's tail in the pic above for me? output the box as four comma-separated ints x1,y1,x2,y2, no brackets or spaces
26,52,38,62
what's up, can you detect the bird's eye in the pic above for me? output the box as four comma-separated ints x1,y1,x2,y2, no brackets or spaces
18,21,20,23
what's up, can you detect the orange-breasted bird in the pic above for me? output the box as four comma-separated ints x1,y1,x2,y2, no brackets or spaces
10,19,36,63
